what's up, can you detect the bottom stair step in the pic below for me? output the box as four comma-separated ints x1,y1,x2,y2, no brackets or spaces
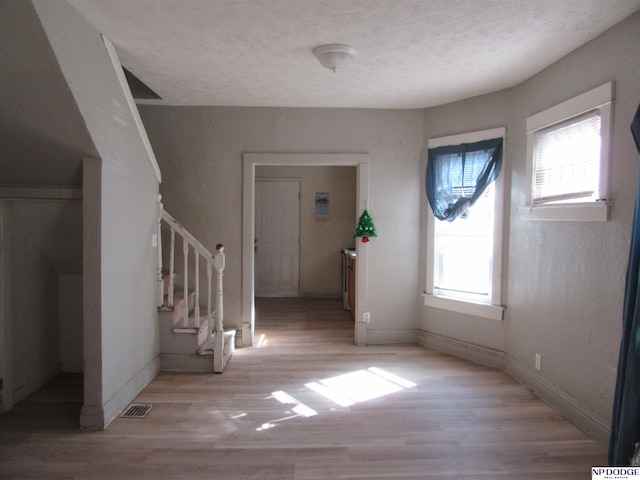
159,353,214,373
197,329,236,356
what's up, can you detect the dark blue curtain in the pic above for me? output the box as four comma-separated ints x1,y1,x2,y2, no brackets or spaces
426,138,503,221
609,104,640,466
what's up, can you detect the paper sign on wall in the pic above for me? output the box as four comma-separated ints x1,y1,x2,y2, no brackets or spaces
315,192,329,221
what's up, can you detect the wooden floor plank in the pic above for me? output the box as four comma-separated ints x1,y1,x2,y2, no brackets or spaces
0,297,606,479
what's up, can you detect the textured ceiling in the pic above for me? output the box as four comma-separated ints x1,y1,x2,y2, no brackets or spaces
66,0,640,109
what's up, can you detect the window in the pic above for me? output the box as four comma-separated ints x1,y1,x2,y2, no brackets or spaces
434,184,494,299
424,128,505,321
524,82,614,221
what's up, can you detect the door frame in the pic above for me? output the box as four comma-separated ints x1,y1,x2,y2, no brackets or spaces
242,153,369,347
0,200,11,412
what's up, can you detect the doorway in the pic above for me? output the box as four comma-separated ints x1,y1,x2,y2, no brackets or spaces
242,153,370,348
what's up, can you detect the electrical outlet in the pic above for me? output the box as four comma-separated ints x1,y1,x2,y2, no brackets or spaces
535,353,541,371
362,312,370,323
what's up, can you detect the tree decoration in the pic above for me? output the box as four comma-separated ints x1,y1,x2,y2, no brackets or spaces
354,209,377,243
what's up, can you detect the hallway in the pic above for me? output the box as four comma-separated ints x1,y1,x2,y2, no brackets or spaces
0,298,606,479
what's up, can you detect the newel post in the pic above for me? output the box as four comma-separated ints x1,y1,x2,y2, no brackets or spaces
213,244,225,372
214,244,225,332
156,195,164,308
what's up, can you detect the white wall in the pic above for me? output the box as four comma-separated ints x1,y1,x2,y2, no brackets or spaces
7,202,60,403
256,165,357,297
33,0,161,429
141,107,424,344
419,11,640,445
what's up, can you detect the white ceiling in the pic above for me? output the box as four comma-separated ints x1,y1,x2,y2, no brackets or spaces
66,0,640,109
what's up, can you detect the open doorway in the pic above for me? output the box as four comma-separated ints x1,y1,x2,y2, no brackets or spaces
243,154,370,347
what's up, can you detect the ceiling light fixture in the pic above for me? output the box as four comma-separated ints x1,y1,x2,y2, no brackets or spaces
312,43,357,72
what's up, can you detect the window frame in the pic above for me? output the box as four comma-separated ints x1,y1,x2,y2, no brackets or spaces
523,82,614,222
424,127,506,321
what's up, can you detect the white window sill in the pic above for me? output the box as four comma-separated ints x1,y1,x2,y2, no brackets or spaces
520,201,610,222
422,293,504,321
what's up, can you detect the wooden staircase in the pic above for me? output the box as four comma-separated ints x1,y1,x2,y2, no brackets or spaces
157,198,235,373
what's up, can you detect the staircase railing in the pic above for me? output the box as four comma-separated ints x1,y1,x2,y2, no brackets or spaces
156,197,226,370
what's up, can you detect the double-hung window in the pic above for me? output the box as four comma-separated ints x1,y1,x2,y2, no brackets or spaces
524,82,613,221
424,128,506,321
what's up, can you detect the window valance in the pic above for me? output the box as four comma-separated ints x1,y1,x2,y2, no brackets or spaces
426,138,503,221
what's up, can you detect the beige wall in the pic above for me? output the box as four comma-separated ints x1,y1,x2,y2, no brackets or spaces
256,165,357,297
141,107,424,343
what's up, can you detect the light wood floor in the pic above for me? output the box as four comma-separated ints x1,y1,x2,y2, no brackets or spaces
0,298,606,479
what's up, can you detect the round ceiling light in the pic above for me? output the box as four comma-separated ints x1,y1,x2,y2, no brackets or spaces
312,44,357,72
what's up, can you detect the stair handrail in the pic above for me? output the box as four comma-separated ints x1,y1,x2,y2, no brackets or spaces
157,197,225,370
160,209,214,260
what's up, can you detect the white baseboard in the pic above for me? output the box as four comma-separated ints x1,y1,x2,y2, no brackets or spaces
366,328,418,345
60,361,84,374
417,330,504,369
13,368,60,405
80,404,104,430
504,355,610,447
301,293,342,299
81,355,160,430
416,329,609,448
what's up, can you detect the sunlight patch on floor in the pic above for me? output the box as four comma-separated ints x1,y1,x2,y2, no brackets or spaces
256,367,416,431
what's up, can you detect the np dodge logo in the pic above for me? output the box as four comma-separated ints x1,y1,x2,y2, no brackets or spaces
592,467,640,479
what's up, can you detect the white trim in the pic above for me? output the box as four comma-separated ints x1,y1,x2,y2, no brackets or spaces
519,201,610,222
524,82,614,221
12,368,60,404
101,355,160,429
525,82,614,133
242,153,370,347
422,293,504,321
417,330,505,369
504,355,609,447
79,404,105,430
425,127,506,317
0,202,11,412
102,35,162,183
428,127,506,149
414,333,608,446
365,328,418,345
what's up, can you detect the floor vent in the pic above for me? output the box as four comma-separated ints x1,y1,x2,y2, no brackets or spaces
120,403,153,419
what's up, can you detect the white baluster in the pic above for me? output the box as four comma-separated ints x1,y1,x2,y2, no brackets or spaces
194,250,200,328
168,228,175,307
183,237,189,328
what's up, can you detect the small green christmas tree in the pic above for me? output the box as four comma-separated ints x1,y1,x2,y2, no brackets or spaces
354,209,377,243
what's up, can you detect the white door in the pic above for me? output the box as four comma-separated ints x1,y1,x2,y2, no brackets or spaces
255,181,300,297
